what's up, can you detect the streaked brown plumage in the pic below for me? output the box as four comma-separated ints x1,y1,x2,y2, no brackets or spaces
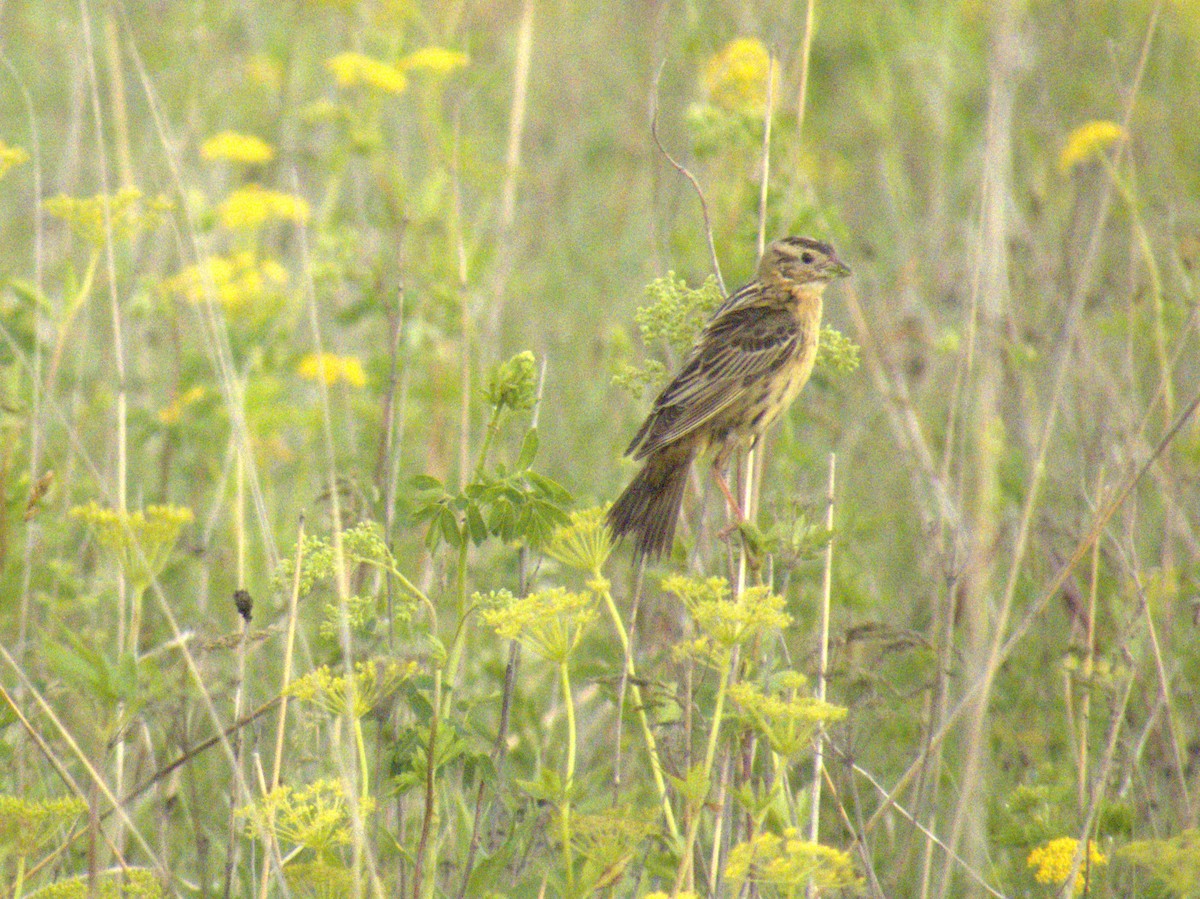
607,236,851,560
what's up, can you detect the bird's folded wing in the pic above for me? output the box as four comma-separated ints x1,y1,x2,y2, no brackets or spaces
630,306,800,457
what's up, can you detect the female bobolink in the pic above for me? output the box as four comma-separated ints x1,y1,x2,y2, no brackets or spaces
607,237,851,559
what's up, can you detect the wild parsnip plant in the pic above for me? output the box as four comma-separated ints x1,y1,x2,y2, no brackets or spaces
2,2,1199,897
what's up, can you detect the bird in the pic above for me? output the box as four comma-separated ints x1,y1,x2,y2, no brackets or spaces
607,236,851,560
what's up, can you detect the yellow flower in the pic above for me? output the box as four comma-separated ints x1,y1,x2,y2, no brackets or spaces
1027,837,1107,894
325,52,407,94
479,588,596,663
158,386,208,425
297,352,367,388
1059,120,1125,172
70,503,193,589
703,37,779,115
217,184,311,230
726,827,860,890
544,506,613,575
401,46,470,75
0,141,29,180
161,251,289,312
729,678,847,757
44,187,170,246
200,131,275,164
286,659,414,718
238,779,375,855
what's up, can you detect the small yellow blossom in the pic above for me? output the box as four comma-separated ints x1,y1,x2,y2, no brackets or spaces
44,187,170,246
287,658,414,718
238,779,374,855
0,795,88,853
217,184,311,230
0,140,30,179
200,131,275,164
729,677,847,757
70,503,193,589
158,386,208,425
325,52,407,94
401,46,470,75
479,588,596,663
161,251,289,312
664,575,791,650
703,37,779,115
726,827,860,890
1027,837,1107,894
544,506,613,575
1059,120,1125,172
296,352,367,388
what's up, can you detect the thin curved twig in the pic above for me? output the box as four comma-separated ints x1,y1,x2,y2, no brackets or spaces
649,58,725,294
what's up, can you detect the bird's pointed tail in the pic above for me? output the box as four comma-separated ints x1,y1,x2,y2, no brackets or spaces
606,440,697,560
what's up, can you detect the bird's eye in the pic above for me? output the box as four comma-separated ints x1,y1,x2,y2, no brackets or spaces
801,251,815,264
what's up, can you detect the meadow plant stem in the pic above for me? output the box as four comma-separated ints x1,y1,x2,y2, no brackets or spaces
558,658,577,892
599,586,679,842
501,0,534,230
672,650,734,887
808,452,836,881
413,670,443,899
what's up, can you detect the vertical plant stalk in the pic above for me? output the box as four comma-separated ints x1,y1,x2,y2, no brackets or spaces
1076,525,1101,814
80,0,133,868
223,453,250,898
500,0,534,230
809,454,836,844
598,585,679,842
795,0,817,136
3,47,47,796
938,6,1016,892
295,174,380,898
558,657,578,893
673,649,735,892
412,668,442,899
256,518,306,899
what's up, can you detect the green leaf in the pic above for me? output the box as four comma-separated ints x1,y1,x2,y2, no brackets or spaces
466,504,488,545
410,474,444,491
516,427,539,469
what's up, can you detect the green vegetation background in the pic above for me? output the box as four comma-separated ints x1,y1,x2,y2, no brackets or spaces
0,0,1198,896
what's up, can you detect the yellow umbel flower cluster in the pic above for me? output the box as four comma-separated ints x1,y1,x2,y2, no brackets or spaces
217,184,311,230
287,658,414,718
326,52,407,94
0,140,29,179
401,46,470,75
726,827,860,891
161,251,289,311
479,588,596,663
544,506,613,576
1027,837,1107,894
44,187,171,246
664,575,791,650
729,675,847,757
70,503,193,589
200,131,275,164
296,351,367,387
703,37,778,115
1059,120,1125,173
239,779,375,855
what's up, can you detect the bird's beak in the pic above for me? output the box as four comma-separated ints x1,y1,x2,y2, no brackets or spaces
830,256,852,279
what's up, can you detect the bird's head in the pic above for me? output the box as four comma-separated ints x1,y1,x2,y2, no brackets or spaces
759,236,852,288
